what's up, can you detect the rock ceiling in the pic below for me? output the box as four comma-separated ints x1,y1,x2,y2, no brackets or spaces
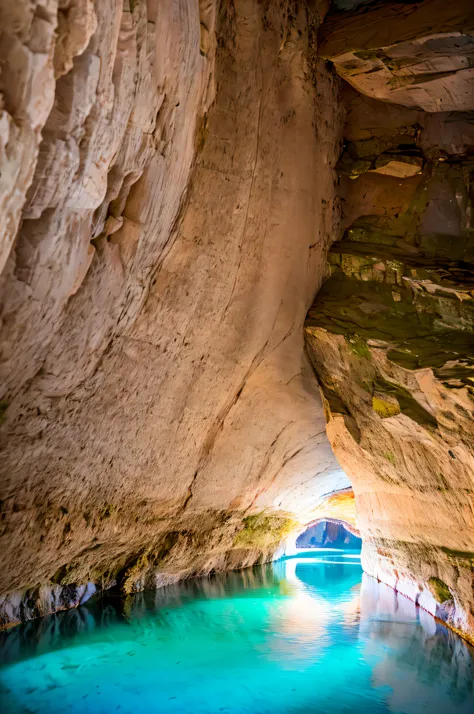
0,0,473,643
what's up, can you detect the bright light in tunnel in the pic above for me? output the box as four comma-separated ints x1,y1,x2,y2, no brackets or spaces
282,518,362,558
296,520,362,551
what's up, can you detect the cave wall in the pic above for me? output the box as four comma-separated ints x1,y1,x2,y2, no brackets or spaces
0,0,349,626
2,0,473,646
305,0,474,643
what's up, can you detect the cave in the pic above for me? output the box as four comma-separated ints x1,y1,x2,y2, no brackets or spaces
295,519,362,550
0,0,473,711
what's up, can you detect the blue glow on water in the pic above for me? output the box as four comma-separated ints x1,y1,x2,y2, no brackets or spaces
1,551,473,713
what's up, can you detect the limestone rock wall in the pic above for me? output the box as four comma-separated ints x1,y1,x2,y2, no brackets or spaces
320,0,474,112
0,0,347,626
3,0,472,646
306,0,474,644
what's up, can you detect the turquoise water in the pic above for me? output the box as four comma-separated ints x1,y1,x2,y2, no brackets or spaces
1,551,473,714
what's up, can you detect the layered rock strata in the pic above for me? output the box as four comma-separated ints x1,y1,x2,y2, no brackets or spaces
2,0,473,648
321,0,474,112
0,0,348,627
306,1,474,642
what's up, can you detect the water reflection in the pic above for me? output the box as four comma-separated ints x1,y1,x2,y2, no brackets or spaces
360,575,474,713
0,553,473,714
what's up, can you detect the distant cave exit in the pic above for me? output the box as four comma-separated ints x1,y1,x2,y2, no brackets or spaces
296,520,361,551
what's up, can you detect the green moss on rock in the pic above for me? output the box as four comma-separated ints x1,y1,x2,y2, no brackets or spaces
440,547,474,561
372,395,400,418
122,553,150,595
384,451,396,465
234,513,297,550
306,225,474,377
428,577,452,604
375,378,438,429
345,334,372,360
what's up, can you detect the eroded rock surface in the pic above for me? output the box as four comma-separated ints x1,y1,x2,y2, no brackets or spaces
305,1,474,644
1,0,473,647
321,0,474,111
0,0,348,627
306,43,474,640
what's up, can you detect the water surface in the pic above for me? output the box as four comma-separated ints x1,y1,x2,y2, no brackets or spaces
1,550,473,714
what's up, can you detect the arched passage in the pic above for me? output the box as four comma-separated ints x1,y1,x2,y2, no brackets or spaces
281,488,360,557
296,520,361,550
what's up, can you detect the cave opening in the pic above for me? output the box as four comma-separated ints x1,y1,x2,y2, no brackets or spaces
0,0,474,710
296,519,362,551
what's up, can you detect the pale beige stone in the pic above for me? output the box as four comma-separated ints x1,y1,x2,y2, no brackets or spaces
0,0,348,627
321,2,474,112
1,0,473,650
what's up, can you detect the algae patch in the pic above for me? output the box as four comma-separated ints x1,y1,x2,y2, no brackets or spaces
234,513,297,550
428,577,452,604
372,395,400,418
345,334,372,360
384,451,396,466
